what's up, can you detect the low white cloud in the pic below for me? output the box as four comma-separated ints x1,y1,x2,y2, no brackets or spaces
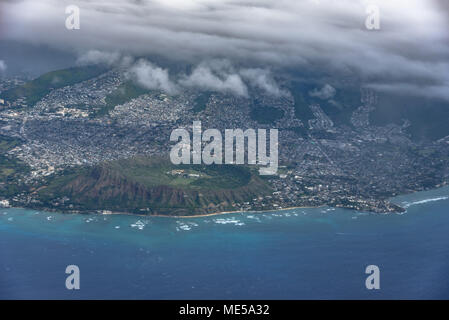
309,84,336,100
124,59,288,97
179,60,248,96
77,50,133,67
127,59,178,94
3,0,448,100
239,68,288,97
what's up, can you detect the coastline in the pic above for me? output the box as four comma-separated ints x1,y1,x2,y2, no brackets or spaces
3,181,449,300
2,203,327,219
149,205,327,219
3,183,449,219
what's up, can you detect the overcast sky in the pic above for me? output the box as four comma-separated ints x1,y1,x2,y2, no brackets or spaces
1,0,448,99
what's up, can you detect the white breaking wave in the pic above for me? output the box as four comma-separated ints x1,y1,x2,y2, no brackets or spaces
175,221,199,231
245,215,261,222
402,196,448,208
130,220,149,230
213,218,245,226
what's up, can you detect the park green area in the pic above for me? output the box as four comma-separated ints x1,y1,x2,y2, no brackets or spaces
0,135,29,197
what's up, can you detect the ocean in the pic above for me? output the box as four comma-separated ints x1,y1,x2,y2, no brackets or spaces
1,187,449,299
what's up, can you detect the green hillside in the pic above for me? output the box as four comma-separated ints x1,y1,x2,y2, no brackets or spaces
290,81,360,126
2,65,107,107
95,81,152,117
370,93,449,141
250,105,285,124
0,135,29,197
35,157,271,215
192,92,212,113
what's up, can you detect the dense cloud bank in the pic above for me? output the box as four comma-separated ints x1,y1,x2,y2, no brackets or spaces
1,0,448,99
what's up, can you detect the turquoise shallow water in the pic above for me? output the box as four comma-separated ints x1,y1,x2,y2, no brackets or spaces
1,186,449,299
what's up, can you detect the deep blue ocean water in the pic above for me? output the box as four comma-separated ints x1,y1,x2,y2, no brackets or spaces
1,186,449,299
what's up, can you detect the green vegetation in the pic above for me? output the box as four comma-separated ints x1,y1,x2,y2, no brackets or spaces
0,135,29,197
2,66,107,107
323,88,361,125
282,126,308,138
0,156,28,180
106,157,252,190
94,81,151,117
190,165,251,189
0,135,22,153
370,93,449,141
35,156,270,215
292,86,315,122
250,105,285,124
290,82,360,126
192,92,211,113
290,80,449,141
